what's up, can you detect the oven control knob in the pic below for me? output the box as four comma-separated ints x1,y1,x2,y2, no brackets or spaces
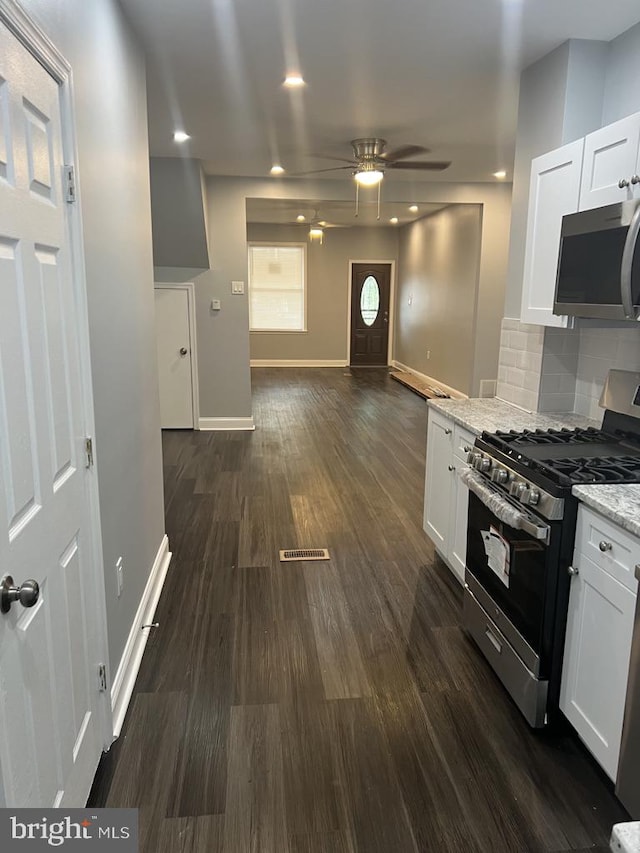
512,482,526,499
479,458,491,473
528,489,540,506
492,468,508,485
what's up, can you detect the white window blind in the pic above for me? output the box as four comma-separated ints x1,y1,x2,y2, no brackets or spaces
248,244,306,331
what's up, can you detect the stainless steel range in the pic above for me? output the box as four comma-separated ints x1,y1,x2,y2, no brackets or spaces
462,374,640,728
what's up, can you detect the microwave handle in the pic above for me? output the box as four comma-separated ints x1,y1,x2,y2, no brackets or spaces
621,203,640,319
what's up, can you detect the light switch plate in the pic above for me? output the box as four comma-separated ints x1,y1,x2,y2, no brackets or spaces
231,280,245,294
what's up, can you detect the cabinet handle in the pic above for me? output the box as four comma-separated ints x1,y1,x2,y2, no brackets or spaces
463,445,472,453
444,428,452,435
485,628,502,654
598,540,612,552
619,177,631,189
631,175,640,185
567,565,579,576
448,465,455,472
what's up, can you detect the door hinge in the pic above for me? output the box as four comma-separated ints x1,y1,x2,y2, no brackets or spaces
64,165,76,203
98,664,108,693
85,437,94,468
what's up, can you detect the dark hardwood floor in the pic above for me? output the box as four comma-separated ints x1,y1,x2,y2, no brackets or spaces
89,368,627,852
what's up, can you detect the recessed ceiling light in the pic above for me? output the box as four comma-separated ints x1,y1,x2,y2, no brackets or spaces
296,214,306,222
284,74,305,88
390,217,399,224
493,170,507,179
270,165,285,175
409,205,419,213
173,131,190,143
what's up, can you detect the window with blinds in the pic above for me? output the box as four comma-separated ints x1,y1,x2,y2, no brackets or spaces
248,244,306,331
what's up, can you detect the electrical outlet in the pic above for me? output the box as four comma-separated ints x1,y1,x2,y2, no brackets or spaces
116,557,124,597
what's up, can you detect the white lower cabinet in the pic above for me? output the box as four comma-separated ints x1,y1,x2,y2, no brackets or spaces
560,506,639,780
423,408,474,584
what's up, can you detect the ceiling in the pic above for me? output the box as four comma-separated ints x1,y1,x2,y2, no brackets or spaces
246,198,449,228
120,0,640,184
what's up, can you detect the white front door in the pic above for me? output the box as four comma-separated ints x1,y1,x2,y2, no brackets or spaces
155,287,194,428
0,19,107,806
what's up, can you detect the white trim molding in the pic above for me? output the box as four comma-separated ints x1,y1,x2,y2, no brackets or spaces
110,535,172,739
391,360,467,400
199,416,256,431
250,359,348,368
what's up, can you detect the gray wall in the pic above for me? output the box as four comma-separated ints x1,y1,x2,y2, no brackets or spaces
248,223,399,362
193,175,511,419
150,157,210,270
20,0,165,675
603,21,640,125
395,206,482,394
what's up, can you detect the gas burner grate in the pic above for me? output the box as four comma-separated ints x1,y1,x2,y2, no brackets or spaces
537,455,640,485
493,427,611,447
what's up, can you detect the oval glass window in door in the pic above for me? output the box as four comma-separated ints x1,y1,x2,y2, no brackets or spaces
360,275,380,326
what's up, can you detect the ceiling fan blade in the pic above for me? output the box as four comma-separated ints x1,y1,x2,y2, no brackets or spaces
381,144,430,163
388,160,451,171
290,165,354,176
310,153,357,164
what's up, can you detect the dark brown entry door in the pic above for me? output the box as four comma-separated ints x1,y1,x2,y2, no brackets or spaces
350,263,391,365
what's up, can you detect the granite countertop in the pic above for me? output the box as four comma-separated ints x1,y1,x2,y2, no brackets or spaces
572,484,640,538
428,397,600,436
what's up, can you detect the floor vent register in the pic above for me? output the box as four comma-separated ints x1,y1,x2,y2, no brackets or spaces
279,549,330,562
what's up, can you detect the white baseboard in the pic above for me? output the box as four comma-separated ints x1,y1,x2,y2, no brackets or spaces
391,360,467,400
198,416,256,431
250,359,348,368
110,534,172,739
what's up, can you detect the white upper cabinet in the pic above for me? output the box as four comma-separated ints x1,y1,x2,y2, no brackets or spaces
520,139,584,328
579,113,640,210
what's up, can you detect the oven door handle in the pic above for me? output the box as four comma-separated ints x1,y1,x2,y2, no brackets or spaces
621,201,640,319
461,467,550,542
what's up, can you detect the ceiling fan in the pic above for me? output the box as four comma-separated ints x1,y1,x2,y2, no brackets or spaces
297,138,452,184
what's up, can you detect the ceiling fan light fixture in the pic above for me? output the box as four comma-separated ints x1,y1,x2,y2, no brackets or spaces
284,74,305,88
354,167,384,186
309,225,324,244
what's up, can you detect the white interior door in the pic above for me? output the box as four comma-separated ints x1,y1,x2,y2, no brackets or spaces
155,287,194,428
0,20,106,806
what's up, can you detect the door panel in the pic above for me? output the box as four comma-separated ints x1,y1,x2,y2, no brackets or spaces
0,20,104,807
350,263,391,365
155,287,194,429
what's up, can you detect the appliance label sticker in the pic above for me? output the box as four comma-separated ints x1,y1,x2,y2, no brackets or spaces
481,526,510,587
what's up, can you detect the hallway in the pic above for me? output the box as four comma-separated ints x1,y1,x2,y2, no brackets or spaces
89,368,626,852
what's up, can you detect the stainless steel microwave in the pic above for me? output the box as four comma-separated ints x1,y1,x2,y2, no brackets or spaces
553,199,640,321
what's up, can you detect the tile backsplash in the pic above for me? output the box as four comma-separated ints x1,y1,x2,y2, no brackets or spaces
496,318,544,411
497,317,640,420
574,323,640,420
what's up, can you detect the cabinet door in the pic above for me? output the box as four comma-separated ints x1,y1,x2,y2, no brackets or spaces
423,410,453,553
560,554,636,780
579,113,640,210
449,470,469,585
520,140,584,327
